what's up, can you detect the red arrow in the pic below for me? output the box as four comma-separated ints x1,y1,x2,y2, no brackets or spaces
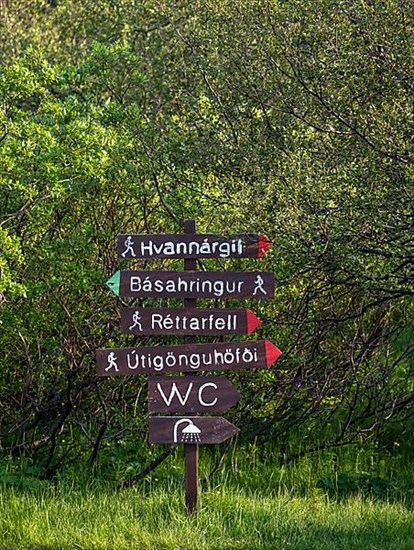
258,234,273,257
246,309,261,334
265,340,282,367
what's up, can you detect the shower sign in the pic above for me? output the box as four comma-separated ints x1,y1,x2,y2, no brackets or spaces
149,416,239,444
106,270,274,300
121,307,261,336
117,233,272,259
148,376,242,414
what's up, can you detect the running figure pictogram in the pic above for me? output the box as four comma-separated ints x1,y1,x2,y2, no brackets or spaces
253,274,267,296
105,351,119,372
129,310,143,331
121,235,136,258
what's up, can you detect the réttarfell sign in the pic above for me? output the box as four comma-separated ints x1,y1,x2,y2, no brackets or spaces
120,307,261,336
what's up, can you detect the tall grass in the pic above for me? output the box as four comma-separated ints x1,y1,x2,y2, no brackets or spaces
0,445,413,549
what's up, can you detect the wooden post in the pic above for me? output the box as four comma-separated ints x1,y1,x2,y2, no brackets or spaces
183,219,198,515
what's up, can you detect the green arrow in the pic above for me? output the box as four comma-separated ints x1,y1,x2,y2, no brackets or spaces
106,271,120,297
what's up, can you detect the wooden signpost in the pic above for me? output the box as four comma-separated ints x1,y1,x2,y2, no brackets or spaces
182,220,198,514
96,219,282,515
106,270,275,300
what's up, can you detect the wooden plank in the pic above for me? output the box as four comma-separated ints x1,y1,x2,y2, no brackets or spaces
106,270,275,299
183,219,198,516
149,416,239,444
117,233,272,259
185,444,198,515
120,307,261,335
96,340,282,376
148,376,242,414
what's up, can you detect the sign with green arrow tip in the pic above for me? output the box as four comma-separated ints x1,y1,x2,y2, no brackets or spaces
105,271,121,297
105,270,274,300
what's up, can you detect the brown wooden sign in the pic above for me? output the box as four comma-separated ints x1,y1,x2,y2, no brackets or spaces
106,270,275,300
149,416,239,444
96,340,282,376
148,376,242,414
117,233,272,259
120,307,261,336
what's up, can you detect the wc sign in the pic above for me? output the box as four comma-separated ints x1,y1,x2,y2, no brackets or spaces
148,376,242,414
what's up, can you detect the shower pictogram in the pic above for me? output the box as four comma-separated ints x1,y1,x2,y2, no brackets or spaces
173,418,202,443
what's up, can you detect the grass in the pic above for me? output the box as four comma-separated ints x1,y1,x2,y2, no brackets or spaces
0,445,413,549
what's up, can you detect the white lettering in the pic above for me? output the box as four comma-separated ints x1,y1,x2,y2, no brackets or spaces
140,241,153,256
166,280,176,292
213,281,224,296
189,317,200,330
154,280,163,292
157,382,193,406
142,278,152,292
153,242,164,255
189,242,200,255
163,242,175,255
130,276,141,292
215,318,225,330
198,382,218,407
152,314,163,329
163,316,173,330
219,242,230,257
176,242,187,255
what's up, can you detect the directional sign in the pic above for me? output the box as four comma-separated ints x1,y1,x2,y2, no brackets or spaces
149,416,239,444
117,233,272,259
106,270,275,300
148,376,242,414
121,307,261,336
96,340,282,376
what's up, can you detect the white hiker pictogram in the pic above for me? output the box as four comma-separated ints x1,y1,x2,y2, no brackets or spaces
105,351,119,372
129,310,143,331
121,235,136,258
253,274,267,296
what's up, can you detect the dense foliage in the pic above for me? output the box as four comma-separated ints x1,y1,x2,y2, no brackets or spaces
0,0,413,475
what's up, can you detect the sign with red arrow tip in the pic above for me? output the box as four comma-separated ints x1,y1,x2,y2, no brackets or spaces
149,416,239,445
96,340,282,376
117,233,272,259
120,307,261,336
